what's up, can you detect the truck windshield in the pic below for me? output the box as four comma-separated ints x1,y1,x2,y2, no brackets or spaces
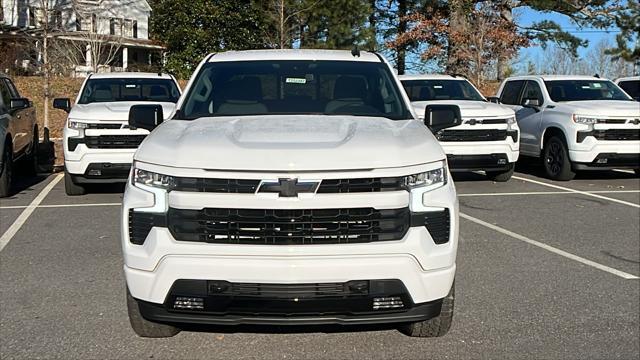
180,60,412,120
78,78,180,104
401,79,485,102
544,80,631,102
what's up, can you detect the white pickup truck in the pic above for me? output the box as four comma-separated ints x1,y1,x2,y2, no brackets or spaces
121,49,460,338
496,75,639,180
53,72,181,195
400,74,519,181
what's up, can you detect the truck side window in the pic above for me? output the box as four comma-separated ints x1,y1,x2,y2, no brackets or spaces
2,79,19,98
522,81,544,105
499,80,525,105
0,81,11,110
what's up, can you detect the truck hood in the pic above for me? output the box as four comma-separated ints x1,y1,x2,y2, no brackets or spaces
135,115,445,171
558,100,640,117
410,100,514,119
68,102,176,121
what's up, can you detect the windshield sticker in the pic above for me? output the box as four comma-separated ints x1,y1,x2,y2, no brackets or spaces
125,84,137,88
286,78,307,84
434,85,443,89
592,83,602,88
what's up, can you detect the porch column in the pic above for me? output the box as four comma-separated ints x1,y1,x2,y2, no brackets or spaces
122,47,128,70
85,44,91,67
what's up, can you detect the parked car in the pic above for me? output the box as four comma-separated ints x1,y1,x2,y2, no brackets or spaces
53,72,181,195
496,75,640,180
615,76,640,101
400,74,519,181
0,73,39,197
122,49,460,338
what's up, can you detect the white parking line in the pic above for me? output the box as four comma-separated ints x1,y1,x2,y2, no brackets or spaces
458,190,640,197
613,169,636,174
460,212,639,280
0,174,63,253
512,175,640,208
0,202,120,210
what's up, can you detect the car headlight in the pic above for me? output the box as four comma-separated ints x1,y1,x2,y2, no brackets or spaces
506,115,517,130
132,166,176,190
572,115,600,125
403,164,447,191
67,120,89,129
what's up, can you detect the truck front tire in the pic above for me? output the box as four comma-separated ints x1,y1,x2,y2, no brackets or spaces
127,287,180,338
398,282,454,337
543,136,575,181
64,170,86,196
487,163,515,182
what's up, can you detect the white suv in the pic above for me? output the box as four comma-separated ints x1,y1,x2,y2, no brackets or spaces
496,75,640,180
400,75,519,181
53,73,181,195
122,50,459,338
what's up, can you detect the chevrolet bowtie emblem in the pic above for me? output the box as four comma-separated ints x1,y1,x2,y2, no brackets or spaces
258,178,320,197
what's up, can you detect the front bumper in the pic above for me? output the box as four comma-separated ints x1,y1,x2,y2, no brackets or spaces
569,138,640,165
440,139,519,171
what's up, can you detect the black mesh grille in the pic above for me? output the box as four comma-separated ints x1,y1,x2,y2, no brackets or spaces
167,207,410,244
592,129,639,141
228,282,357,298
478,118,507,124
316,177,405,193
438,129,508,142
84,135,147,149
411,210,451,244
172,178,261,193
86,123,123,129
128,210,164,245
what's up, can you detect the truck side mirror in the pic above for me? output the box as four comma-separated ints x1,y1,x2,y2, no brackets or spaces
424,104,462,133
9,98,30,111
486,96,500,104
53,98,71,113
522,98,541,112
129,104,164,131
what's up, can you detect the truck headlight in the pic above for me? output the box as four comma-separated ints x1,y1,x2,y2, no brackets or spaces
572,115,600,125
133,166,176,190
67,120,89,129
506,116,517,130
404,164,447,192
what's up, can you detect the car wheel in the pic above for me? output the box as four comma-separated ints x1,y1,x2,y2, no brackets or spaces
543,136,575,181
127,287,180,338
64,170,86,196
487,163,515,182
0,144,13,198
398,282,454,338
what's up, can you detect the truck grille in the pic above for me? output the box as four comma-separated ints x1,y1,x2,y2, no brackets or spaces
166,207,410,244
128,210,164,245
83,135,147,149
437,129,508,142
592,129,640,141
171,177,406,193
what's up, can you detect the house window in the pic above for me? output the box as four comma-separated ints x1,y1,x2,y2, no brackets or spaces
110,18,122,36
123,19,133,38
133,20,138,38
28,7,36,27
77,13,94,32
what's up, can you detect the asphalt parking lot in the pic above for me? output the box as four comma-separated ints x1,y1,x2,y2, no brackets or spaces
1,164,638,359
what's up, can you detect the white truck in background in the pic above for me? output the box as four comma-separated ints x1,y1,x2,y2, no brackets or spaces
400,74,520,182
53,72,181,195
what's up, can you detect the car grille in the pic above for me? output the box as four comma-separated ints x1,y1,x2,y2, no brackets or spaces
166,207,411,245
413,209,450,244
128,210,164,245
83,135,147,149
437,129,508,142
228,282,357,298
170,177,406,193
85,123,123,129
593,129,640,141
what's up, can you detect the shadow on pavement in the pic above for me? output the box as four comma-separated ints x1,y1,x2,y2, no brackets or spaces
179,322,400,336
515,156,639,181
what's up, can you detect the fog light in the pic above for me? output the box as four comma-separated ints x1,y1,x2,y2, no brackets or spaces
173,296,204,310
497,159,507,165
372,296,404,310
88,169,101,176
597,158,608,164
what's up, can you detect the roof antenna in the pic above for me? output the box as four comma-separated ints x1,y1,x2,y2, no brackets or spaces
594,73,600,78
351,45,360,57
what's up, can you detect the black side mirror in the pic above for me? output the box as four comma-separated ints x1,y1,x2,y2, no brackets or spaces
486,96,500,104
9,98,30,111
53,98,71,113
424,104,462,133
129,104,164,131
522,98,541,112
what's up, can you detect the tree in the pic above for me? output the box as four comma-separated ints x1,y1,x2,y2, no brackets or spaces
149,0,272,78
605,0,640,63
298,0,374,49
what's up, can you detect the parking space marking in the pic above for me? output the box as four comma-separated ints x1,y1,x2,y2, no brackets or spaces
459,190,640,197
613,169,636,174
512,175,640,208
0,203,121,210
0,174,63,252
460,212,640,280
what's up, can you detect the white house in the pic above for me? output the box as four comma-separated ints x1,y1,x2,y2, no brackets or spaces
1,0,164,75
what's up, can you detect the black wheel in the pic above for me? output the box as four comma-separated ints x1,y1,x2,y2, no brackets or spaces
543,136,575,181
24,127,39,175
64,170,86,196
634,169,640,177
487,163,515,182
127,287,180,338
398,282,454,338
0,144,13,198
